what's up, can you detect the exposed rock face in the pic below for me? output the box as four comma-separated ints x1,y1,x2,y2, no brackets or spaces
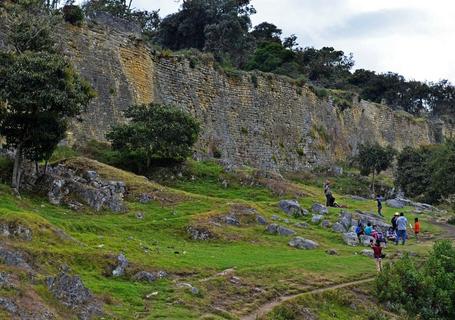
311,203,328,215
311,215,323,224
0,246,32,271
187,226,215,240
386,199,405,209
41,164,127,213
132,271,167,283
112,253,128,277
0,222,32,241
14,14,448,172
288,237,319,249
279,200,307,217
265,224,296,236
343,232,360,246
47,270,103,320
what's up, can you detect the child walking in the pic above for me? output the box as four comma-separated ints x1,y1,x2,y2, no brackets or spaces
414,218,421,241
371,239,383,272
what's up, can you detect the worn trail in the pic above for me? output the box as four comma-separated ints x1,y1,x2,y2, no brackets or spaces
241,277,376,320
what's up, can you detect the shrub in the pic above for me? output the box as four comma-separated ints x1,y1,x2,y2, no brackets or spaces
106,104,200,174
63,5,84,25
448,216,455,225
376,241,455,319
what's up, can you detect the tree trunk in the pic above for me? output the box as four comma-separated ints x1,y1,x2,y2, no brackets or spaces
11,145,22,192
44,160,49,175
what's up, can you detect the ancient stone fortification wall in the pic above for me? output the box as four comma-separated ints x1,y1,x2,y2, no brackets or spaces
4,16,452,172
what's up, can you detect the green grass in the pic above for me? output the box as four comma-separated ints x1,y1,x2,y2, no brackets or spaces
0,158,449,319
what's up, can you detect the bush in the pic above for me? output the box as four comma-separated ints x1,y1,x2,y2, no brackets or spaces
0,155,13,183
376,241,455,319
63,5,84,25
396,141,455,204
106,104,200,174
447,216,455,225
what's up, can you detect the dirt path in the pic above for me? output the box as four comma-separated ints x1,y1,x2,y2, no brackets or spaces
241,277,376,320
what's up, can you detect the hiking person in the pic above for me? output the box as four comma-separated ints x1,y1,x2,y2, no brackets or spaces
376,194,384,216
413,217,421,241
355,222,364,244
371,239,384,272
373,228,387,247
395,212,408,245
364,222,373,236
323,180,334,207
391,212,399,232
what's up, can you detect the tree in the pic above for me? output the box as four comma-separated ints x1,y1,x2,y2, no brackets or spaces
295,46,354,87
155,0,255,66
0,52,94,191
245,41,294,73
106,104,200,174
250,22,282,44
357,143,395,195
396,146,434,201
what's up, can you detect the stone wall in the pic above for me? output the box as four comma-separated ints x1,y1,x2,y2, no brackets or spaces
3,15,454,172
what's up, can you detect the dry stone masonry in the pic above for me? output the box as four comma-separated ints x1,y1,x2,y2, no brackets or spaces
3,14,451,172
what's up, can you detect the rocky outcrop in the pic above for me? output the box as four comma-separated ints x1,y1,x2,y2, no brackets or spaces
265,224,296,236
288,237,318,249
0,222,32,241
279,200,307,217
187,226,216,241
47,269,103,320
40,164,127,213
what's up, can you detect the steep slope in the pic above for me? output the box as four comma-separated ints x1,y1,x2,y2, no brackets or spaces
0,157,447,319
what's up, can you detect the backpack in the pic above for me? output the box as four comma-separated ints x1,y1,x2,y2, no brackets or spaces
355,226,362,234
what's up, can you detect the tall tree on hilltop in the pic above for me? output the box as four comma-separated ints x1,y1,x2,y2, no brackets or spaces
0,3,94,192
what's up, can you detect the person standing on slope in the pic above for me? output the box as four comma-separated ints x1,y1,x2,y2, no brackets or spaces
371,239,384,272
376,194,384,217
323,180,334,207
395,212,408,245
391,212,399,232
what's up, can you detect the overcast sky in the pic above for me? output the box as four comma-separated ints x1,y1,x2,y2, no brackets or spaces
103,0,455,83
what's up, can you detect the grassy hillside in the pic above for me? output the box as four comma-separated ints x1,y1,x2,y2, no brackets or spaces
0,157,449,319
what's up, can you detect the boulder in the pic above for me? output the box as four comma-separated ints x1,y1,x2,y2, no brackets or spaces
271,215,280,221
311,215,323,224
295,222,309,229
187,226,215,240
266,224,296,236
138,193,153,204
135,212,145,220
340,211,352,230
224,216,240,226
0,223,32,241
132,271,167,283
256,215,267,225
0,246,32,271
359,235,376,246
311,203,329,215
288,237,319,249
332,222,346,233
112,253,128,277
361,249,374,258
47,270,103,320
386,199,405,209
0,272,15,289
342,232,359,246
326,249,339,255
321,220,331,229
279,200,305,217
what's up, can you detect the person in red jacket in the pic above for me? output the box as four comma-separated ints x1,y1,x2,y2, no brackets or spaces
414,217,421,241
371,239,383,272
